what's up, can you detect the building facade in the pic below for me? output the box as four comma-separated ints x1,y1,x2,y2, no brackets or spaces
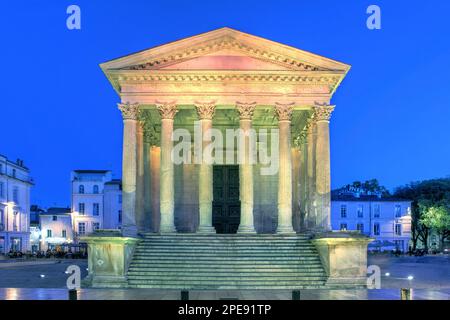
331,192,412,252
71,170,122,239
0,155,33,254
39,207,72,251
100,27,351,236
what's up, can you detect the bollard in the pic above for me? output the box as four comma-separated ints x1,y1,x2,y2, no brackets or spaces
68,289,78,300
292,290,301,300
400,288,412,300
181,290,189,300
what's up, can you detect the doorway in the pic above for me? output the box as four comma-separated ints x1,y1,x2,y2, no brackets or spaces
212,165,240,234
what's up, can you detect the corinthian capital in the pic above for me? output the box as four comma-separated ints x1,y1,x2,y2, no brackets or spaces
274,102,295,121
118,102,140,120
313,104,335,122
156,102,178,120
195,101,216,120
236,102,257,120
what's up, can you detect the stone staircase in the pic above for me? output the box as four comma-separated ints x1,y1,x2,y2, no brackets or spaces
127,234,328,289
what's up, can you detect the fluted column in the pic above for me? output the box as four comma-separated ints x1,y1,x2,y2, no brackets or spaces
306,117,317,229
118,102,140,237
195,102,216,233
135,120,145,234
236,102,256,234
157,102,178,233
275,102,295,234
143,130,158,233
314,104,335,231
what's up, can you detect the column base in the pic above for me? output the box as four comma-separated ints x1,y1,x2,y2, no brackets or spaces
237,225,257,234
160,225,177,233
197,225,216,234
121,225,138,238
276,225,296,234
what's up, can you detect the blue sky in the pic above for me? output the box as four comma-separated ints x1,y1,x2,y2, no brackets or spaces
1,1,449,207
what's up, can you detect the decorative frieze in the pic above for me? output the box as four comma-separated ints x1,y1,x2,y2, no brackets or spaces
236,102,257,120
274,102,295,121
156,102,178,120
118,102,140,120
195,102,216,120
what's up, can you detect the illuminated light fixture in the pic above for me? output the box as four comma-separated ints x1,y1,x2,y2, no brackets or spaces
407,275,414,280
40,274,45,278
385,272,390,277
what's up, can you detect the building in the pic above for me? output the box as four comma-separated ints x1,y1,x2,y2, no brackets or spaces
103,179,122,230
0,155,33,254
39,207,72,251
331,190,412,252
82,28,375,289
29,205,45,252
71,170,122,239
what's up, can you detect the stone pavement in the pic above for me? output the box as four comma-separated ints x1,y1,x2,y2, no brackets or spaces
0,288,448,300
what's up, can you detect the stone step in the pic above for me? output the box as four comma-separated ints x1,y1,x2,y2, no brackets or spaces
130,261,323,268
127,279,326,286
141,234,311,239
133,253,320,258
127,271,326,277
134,249,318,254
132,256,321,263
128,266,325,273
127,283,325,289
137,241,316,249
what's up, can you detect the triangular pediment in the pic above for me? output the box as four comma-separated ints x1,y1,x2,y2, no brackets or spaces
100,27,350,73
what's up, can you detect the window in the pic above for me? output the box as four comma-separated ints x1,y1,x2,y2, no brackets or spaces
0,182,3,197
93,222,100,231
357,205,363,218
118,210,122,223
93,185,99,194
47,229,52,238
0,164,2,174
395,205,401,218
62,230,67,238
78,222,86,235
79,185,85,194
395,224,402,236
93,203,100,216
374,223,380,236
12,187,19,203
340,205,347,218
374,204,380,218
12,169,16,178
118,194,122,204
0,209,3,228
52,215,57,221
13,211,18,231
340,223,347,231
357,223,364,233
78,203,85,214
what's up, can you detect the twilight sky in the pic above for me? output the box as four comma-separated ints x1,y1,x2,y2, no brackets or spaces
1,0,449,207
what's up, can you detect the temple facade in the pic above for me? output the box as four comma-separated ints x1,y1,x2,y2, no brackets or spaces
84,28,373,289
100,27,350,237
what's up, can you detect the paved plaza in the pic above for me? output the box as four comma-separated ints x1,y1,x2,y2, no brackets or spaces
0,255,448,299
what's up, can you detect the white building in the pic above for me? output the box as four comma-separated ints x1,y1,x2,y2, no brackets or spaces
331,191,412,252
71,170,122,240
0,155,33,254
39,207,72,251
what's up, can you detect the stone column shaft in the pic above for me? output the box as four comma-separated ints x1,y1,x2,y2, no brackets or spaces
135,121,145,234
118,102,140,237
196,102,216,233
314,105,335,231
236,102,256,234
157,103,178,233
306,120,317,229
275,103,295,234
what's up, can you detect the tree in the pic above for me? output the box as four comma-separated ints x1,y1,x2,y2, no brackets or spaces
394,178,450,251
421,205,450,250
